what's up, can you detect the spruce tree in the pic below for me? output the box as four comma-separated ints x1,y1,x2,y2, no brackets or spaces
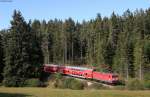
3,10,32,86
0,31,4,82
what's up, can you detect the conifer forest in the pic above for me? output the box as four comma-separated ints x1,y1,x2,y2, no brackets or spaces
0,8,150,87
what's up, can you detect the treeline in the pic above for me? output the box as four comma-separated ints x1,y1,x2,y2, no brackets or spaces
0,9,150,86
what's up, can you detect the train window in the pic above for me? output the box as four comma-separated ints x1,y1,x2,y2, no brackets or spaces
85,73,87,75
112,75,118,78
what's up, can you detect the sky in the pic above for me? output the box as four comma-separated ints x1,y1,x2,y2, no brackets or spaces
0,0,150,30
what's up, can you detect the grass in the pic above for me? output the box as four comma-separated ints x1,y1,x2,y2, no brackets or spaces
0,87,150,97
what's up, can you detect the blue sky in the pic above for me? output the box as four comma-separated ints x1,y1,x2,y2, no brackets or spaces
0,0,150,30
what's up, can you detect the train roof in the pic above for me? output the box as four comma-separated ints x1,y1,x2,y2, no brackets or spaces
44,64,59,67
44,64,93,71
65,66,93,71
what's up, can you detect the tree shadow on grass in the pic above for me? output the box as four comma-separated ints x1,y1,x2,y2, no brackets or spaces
0,93,32,97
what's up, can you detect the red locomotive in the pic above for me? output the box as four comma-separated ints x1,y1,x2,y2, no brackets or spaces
43,64,119,84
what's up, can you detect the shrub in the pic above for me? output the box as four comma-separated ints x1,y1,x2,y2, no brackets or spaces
0,75,3,83
126,78,144,90
70,79,84,90
53,79,64,88
3,77,25,87
88,83,105,89
24,79,41,87
63,78,74,88
0,83,2,86
144,73,150,81
117,79,125,85
144,80,150,89
54,73,62,80
63,78,84,90
53,78,84,90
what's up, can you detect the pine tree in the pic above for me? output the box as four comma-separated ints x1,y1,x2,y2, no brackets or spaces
3,10,33,86
103,12,120,69
30,21,44,78
63,18,75,64
133,9,145,80
0,31,5,82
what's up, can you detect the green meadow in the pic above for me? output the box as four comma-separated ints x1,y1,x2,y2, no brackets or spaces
0,88,150,97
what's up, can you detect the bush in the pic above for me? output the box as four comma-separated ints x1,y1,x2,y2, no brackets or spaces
63,78,74,89
144,73,150,81
53,79,64,88
0,75,3,83
117,79,125,85
3,77,25,87
0,83,2,86
54,73,62,80
126,78,144,90
88,83,105,89
64,78,84,90
53,78,84,90
69,79,84,90
24,79,41,87
144,80,150,89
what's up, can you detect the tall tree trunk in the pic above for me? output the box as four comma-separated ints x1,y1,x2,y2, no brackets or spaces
126,63,129,80
65,36,67,64
139,62,142,80
80,41,83,62
72,40,74,65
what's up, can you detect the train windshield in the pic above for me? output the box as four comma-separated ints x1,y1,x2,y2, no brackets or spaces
112,75,118,78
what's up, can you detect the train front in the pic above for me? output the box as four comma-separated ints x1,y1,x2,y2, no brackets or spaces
111,74,119,84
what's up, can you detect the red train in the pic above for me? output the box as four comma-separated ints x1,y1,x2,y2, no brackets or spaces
43,64,119,84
